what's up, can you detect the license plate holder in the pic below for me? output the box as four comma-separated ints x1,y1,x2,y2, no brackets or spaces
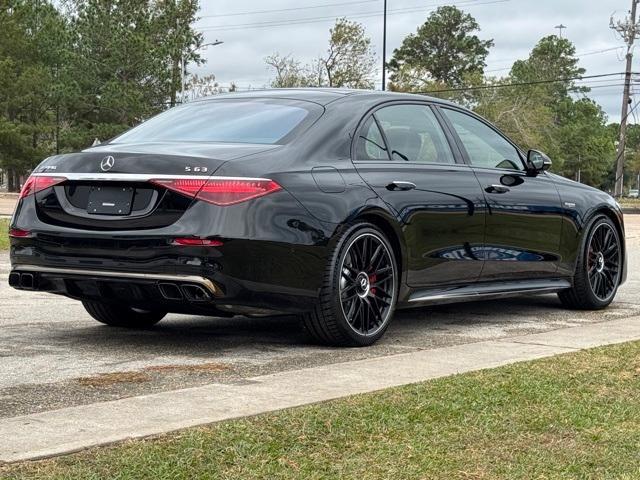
87,186,134,215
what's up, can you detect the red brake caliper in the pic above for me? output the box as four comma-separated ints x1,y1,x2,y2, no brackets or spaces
369,273,377,295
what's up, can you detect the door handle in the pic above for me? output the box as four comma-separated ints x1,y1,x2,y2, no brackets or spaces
485,184,510,194
386,181,416,191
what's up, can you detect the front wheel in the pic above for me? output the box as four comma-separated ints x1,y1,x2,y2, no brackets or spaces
82,300,166,328
303,223,399,347
558,215,622,310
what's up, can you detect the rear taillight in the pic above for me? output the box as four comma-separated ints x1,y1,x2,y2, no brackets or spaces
9,228,31,238
19,175,67,200
150,177,282,206
171,238,224,247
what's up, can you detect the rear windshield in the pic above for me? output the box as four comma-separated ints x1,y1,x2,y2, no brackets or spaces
111,98,322,145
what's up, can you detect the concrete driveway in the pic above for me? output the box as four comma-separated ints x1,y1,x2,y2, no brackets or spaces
1,215,639,420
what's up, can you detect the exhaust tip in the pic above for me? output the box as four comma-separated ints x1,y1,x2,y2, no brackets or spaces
181,284,211,302
158,282,183,301
8,272,21,288
19,273,35,289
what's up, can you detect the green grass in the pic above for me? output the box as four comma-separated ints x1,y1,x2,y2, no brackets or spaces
0,218,9,250
4,342,640,479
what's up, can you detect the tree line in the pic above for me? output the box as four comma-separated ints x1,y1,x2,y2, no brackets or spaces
1,2,635,193
265,7,634,192
0,0,203,191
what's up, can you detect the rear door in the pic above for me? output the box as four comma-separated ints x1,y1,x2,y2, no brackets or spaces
352,102,486,287
439,107,563,280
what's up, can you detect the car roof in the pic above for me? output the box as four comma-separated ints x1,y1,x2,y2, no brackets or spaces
193,88,458,107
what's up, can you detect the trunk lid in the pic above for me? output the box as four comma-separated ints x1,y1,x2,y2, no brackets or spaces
39,142,280,175
32,142,279,230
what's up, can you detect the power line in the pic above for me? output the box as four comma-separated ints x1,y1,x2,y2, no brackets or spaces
197,0,505,32
198,0,487,31
573,77,629,85
197,0,381,19
573,83,626,90
418,72,634,94
485,47,624,74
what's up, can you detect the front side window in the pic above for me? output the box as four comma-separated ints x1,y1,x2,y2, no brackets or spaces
112,99,321,145
374,105,455,164
443,108,523,170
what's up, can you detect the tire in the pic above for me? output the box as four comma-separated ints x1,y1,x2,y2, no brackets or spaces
82,300,166,328
558,214,622,310
303,223,399,347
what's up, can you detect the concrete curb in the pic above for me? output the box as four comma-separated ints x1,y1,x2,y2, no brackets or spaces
1,315,639,463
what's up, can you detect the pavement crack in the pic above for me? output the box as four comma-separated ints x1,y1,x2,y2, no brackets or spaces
502,340,580,351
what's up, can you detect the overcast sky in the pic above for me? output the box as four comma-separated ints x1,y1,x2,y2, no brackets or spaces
190,0,635,123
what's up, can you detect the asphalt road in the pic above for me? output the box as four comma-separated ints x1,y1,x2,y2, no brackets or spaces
1,216,639,419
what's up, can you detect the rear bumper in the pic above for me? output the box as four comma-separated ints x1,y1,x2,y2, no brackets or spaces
9,224,330,314
9,188,334,314
8,261,313,315
10,264,220,297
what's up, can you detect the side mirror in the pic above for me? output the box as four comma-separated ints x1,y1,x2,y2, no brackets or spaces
527,149,552,173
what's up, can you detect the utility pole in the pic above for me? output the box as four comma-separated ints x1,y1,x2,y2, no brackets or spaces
576,154,581,183
554,24,566,38
181,40,224,104
381,0,387,91
611,0,640,197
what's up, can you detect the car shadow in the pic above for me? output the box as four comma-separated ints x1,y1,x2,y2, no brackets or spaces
46,294,568,356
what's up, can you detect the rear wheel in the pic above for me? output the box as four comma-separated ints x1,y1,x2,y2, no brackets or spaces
558,215,622,310
303,223,399,347
82,300,166,328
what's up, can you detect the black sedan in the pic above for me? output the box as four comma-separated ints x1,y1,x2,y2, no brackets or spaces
8,89,627,346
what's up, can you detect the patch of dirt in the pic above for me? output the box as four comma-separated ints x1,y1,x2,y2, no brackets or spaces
74,363,232,388
144,362,231,374
77,371,151,387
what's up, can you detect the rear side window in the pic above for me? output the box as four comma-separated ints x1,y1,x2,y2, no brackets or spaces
112,99,321,145
374,105,455,164
442,108,523,170
355,117,389,160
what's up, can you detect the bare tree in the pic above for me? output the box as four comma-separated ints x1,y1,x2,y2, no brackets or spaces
265,18,376,89
265,54,315,88
184,74,235,101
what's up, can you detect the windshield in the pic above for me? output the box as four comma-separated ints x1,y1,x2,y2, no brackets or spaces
112,98,321,145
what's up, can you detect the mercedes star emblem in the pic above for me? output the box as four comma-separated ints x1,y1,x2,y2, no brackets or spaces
100,156,115,172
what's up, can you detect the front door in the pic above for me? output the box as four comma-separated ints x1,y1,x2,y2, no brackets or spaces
352,103,486,287
439,107,563,281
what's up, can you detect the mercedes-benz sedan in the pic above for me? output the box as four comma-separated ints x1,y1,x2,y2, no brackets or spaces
8,89,626,346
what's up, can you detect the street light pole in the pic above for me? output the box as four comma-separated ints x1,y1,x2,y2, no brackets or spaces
181,40,224,104
181,55,186,104
382,0,387,91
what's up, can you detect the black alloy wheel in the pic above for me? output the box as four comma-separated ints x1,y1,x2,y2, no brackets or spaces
339,232,395,337
303,223,398,346
586,221,621,302
558,215,622,310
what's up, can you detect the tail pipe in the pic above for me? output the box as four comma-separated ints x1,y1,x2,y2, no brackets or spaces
9,272,37,290
158,282,212,302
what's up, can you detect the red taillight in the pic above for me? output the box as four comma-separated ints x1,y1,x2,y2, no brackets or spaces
19,175,67,200
9,228,31,238
172,238,223,247
150,177,282,206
